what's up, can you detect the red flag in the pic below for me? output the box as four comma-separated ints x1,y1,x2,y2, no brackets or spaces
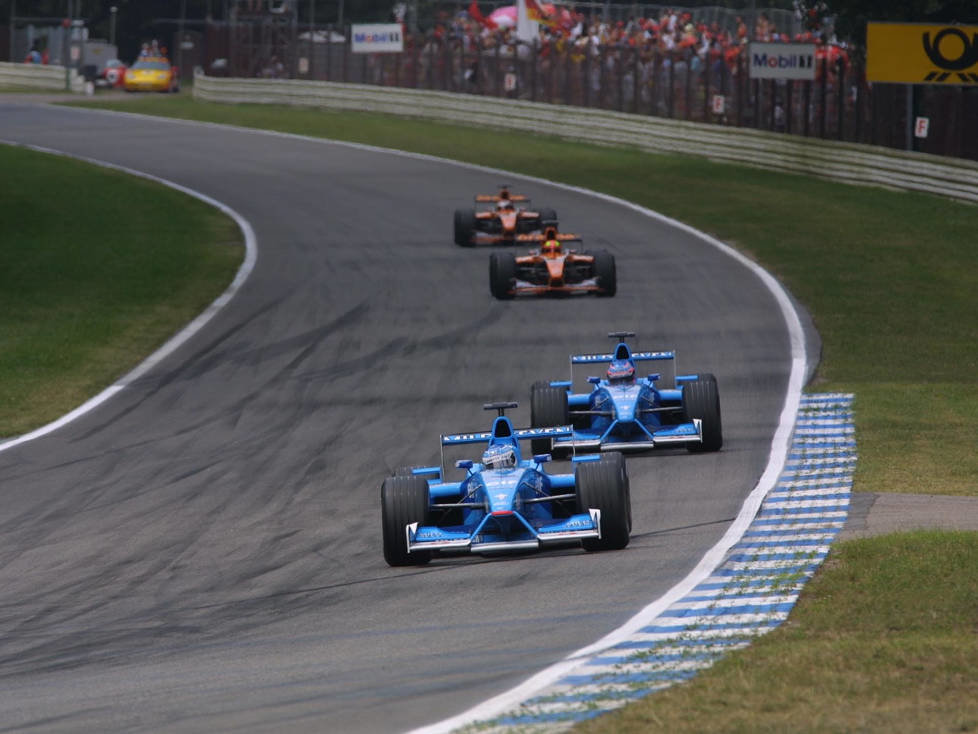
469,1,496,29
524,0,554,26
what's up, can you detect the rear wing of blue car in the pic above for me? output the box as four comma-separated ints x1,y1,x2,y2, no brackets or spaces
571,350,675,364
570,350,677,389
441,425,574,446
439,425,574,475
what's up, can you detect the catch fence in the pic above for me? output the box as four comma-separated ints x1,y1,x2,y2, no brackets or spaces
205,23,977,161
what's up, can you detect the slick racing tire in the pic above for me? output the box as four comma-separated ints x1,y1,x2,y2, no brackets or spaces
489,252,517,300
537,208,557,227
682,374,723,452
454,208,477,247
576,458,630,551
529,382,569,456
602,451,631,532
592,250,617,297
381,475,431,567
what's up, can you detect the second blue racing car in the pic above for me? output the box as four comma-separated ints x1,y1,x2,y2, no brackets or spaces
528,332,722,455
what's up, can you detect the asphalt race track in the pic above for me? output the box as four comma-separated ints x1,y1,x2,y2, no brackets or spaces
0,102,794,733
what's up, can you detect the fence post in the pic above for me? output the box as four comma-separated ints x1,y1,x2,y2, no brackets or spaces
564,41,572,105
583,39,590,108
633,47,640,114
530,38,537,102
803,78,811,136
736,54,743,127
667,52,674,118
784,79,795,135
819,55,827,138
836,57,845,140
752,78,759,130
684,49,691,120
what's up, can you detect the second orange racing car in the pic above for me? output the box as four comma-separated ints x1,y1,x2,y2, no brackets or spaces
489,227,616,299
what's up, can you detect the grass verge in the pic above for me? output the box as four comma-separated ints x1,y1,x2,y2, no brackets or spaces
0,143,243,438
576,531,978,734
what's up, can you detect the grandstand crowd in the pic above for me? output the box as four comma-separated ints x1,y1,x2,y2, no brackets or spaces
415,4,850,74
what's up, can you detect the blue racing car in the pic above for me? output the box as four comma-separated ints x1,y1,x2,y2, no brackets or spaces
381,402,631,567
528,332,722,455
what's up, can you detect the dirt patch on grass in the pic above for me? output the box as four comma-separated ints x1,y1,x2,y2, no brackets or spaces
841,493,978,541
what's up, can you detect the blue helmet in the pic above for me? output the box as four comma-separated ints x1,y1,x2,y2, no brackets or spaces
482,444,517,471
607,358,636,385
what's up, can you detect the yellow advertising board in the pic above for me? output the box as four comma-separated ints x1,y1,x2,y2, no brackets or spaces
867,22,978,84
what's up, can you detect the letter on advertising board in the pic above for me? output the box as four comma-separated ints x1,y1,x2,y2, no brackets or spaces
351,23,404,54
749,42,816,80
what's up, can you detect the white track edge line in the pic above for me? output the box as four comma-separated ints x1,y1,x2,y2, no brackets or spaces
0,138,258,454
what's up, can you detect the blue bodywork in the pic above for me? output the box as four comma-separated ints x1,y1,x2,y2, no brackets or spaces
403,415,604,555
545,340,705,452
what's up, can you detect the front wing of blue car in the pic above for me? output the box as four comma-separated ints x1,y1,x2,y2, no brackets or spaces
553,418,703,452
407,508,601,554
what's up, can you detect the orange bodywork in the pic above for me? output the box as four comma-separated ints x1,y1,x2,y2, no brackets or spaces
510,237,604,295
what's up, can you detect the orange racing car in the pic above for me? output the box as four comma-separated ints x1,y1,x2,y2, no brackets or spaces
454,186,557,246
489,227,616,299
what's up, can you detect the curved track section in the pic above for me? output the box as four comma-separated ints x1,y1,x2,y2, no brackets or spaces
0,103,793,733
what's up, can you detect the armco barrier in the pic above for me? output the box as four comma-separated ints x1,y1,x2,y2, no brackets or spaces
193,71,978,205
0,62,84,93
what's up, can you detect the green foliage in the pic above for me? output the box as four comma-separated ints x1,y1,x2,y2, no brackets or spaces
831,0,978,44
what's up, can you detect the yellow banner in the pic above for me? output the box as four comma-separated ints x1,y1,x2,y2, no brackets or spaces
867,22,978,84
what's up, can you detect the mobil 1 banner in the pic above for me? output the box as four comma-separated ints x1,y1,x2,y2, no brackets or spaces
351,24,404,54
749,43,816,80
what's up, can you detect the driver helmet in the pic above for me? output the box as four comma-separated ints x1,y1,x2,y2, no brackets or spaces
482,444,517,471
607,358,636,385
542,239,562,257
496,198,515,211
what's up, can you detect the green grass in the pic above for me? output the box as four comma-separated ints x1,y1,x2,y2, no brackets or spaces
69,95,978,496
575,532,978,734
0,144,243,437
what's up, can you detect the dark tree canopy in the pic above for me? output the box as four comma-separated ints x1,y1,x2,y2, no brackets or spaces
827,0,978,43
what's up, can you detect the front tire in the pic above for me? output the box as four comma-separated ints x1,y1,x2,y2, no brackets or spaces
381,475,431,566
530,382,569,455
683,374,722,452
489,252,517,300
454,209,476,246
592,250,616,297
576,458,630,551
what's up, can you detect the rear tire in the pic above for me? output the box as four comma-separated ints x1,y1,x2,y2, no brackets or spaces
489,252,517,300
592,250,616,296
454,209,477,246
683,375,722,452
530,382,569,455
576,458,630,551
381,475,431,566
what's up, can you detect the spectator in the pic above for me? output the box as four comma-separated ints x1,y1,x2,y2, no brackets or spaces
24,42,42,64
